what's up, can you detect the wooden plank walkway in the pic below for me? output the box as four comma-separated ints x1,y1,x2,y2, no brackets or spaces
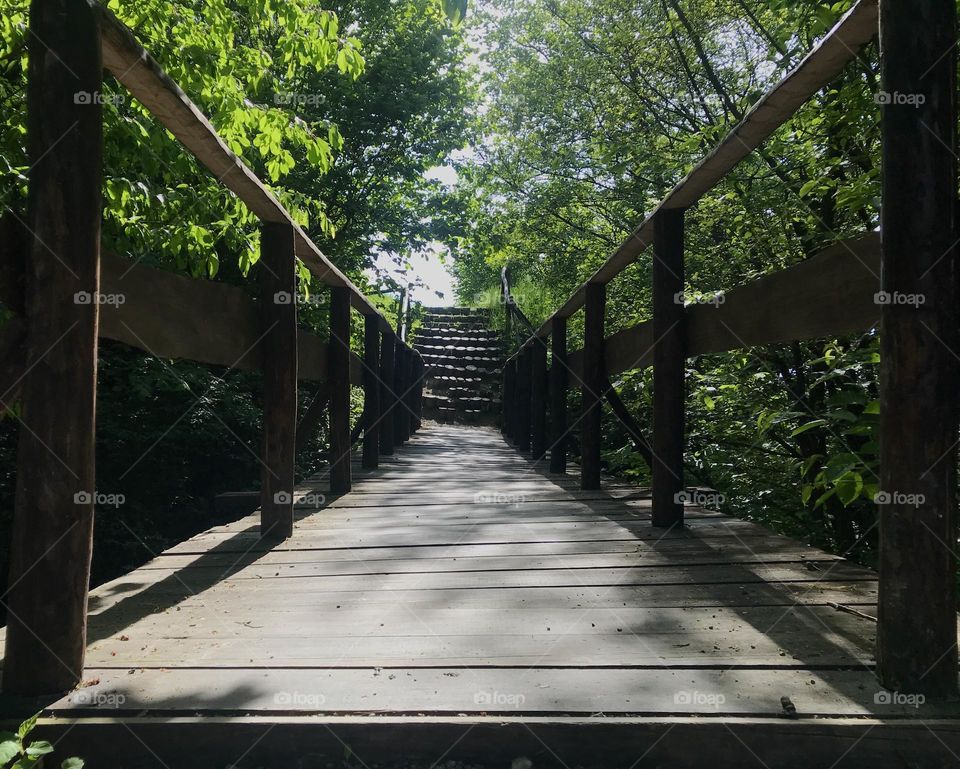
12,424,960,767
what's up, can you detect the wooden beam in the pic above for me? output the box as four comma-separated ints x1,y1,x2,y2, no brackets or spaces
407,351,421,436
652,209,685,528
528,0,879,341
95,6,392,333
3,0,102,695
328,287,351,494
379,333,397,455
362,315,380,469
294,383,329,455
393,344,409,445
516,347,532,453
603,374,653,469
549,316,568,474
566,235,882,379
581,283,605,490
412,353,424,433
401,347,413,443
502,357,516,442
876,0,959,698
0,318,26,417
258,223,297,541
530,337,548,459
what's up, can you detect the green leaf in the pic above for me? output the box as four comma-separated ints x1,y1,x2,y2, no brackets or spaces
791,419,827,437
16,715,37,741
441,0,468,24
0,740,21,765
62,758,85,769
25,741,54,757
835,472,863,506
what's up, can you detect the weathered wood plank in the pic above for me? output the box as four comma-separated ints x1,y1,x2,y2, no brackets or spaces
876,0,959,698
95,5,391,330
549,316,568,473
3,0,102,695
567,234,881,378
530,0,880,339
258,222,297,540
328,286,352,494
580,283,605,489
652,209,685,527
361,315,380,469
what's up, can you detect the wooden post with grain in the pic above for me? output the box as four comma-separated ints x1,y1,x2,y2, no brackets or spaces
362,313,380,469
580,283,605,490
328,285,352,494
651,209,685,527
3,0,103,694
549,316,568,474
258,222,297,540
876,0,959,698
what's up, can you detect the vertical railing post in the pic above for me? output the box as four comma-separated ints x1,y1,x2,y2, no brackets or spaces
516,346,532,452
502,357,515,440
412,353,424,432
403,347,415,441
651,209,685,527
393,342,408,444
258,222,297,540
530,335,548,459
362,314,380,469
549,316,568,474
379,332,397,455
581,283,605,490
3,0,102,694
502,267,513,343
876,0,959,698
329,286,352,494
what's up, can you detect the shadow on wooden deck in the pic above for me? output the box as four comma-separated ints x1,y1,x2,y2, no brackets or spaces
2,424,959,768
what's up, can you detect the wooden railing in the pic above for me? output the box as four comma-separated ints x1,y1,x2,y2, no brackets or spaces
500,0,960,700
1,1,423,695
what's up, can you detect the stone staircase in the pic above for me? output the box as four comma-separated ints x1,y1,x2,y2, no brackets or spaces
413,307,503,424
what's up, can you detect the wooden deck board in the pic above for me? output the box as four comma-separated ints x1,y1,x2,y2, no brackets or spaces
8,423,958,767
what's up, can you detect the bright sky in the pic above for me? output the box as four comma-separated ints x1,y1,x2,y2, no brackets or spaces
363,164,461,307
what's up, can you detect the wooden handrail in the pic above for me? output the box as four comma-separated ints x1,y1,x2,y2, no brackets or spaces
563,234,880,378
507,0,879,347
95,4,396,334
500,265,536,342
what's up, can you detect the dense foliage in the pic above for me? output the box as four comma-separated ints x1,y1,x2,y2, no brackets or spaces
0,0,471,587
451,0,884,563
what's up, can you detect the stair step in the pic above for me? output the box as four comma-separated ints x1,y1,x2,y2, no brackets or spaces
423,306,489,316
417,327,499,339
420,353,501,366
414,342,503,354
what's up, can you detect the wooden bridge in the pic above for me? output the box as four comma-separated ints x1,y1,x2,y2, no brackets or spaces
2,0,960,766
21,424,960,767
